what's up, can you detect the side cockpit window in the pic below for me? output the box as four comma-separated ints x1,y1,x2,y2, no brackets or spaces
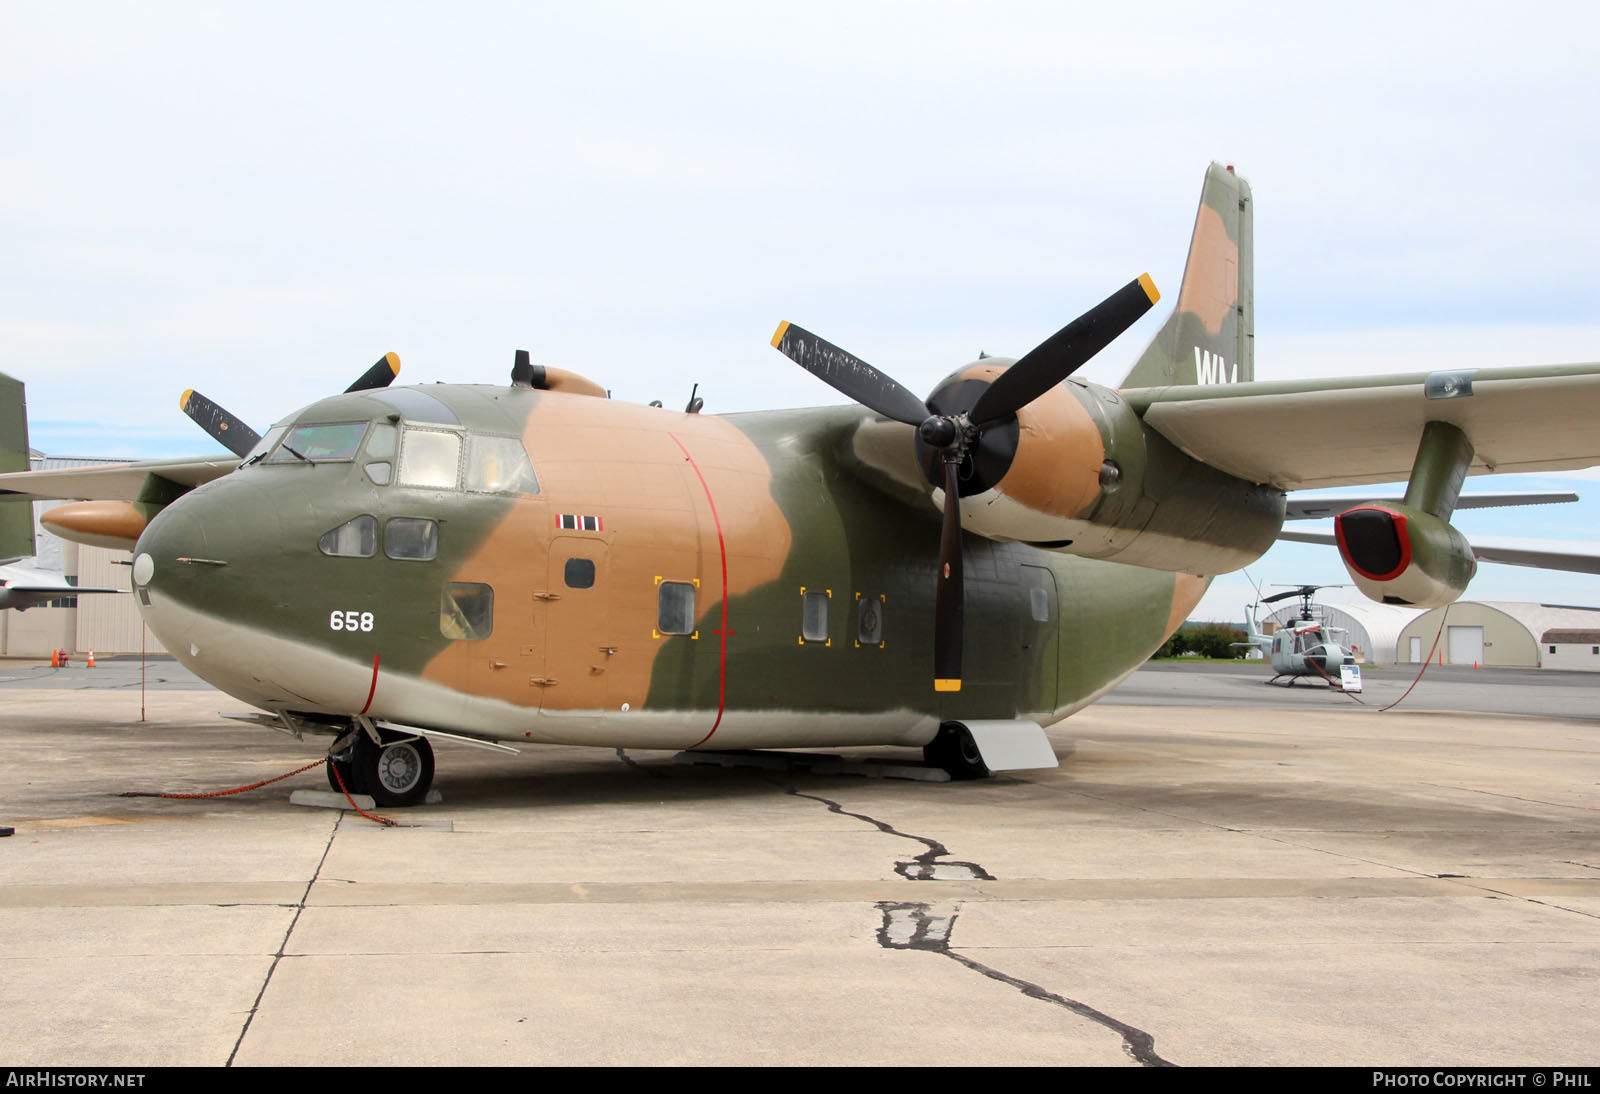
397,429,462,489
319,515,377,558
466,435,539,495
363,422,398,486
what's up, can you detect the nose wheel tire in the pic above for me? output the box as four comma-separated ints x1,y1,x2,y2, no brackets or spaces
924,721,990,781
352,729,435,807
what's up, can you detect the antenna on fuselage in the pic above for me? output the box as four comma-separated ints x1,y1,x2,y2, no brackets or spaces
685,383,703,414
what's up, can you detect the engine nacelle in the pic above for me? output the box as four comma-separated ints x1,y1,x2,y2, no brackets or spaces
1335,503,1476,608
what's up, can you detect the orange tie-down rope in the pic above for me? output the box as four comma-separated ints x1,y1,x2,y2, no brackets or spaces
120,757,398,826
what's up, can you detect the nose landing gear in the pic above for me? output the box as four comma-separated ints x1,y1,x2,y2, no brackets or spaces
328,723,436,807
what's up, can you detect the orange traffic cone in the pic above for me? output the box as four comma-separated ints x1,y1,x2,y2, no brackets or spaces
49,649,59,668
87,651,96,668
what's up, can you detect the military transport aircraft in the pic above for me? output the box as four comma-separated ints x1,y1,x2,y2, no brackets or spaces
4,163,1600,806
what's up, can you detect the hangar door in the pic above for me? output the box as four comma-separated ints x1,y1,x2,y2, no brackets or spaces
1447,625,1484,666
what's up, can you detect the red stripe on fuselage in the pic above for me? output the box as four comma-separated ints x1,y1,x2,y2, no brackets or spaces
669,433,729,748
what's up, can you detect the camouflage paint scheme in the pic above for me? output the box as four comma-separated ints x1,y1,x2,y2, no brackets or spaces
126,164,1264,753
24,161,1599,777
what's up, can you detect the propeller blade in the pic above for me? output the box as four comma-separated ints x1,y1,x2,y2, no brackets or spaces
933,458,964,692
770,321,928,426
345,352,401,393
970,274,1160,425
179,390,262,458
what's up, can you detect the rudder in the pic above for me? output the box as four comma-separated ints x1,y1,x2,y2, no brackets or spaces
1121,162,1253,389
0,371,35,563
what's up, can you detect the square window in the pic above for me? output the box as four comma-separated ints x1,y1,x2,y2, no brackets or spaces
440,582,493,640
565,558,596,589
658,582,696,635
857,595,884,646
802,591,830,642
385,518,438,560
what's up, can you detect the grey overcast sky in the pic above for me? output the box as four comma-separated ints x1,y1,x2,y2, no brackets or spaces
5,1,1598,619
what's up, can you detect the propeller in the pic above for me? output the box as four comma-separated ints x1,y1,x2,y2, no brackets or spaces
178,389,261,458
181,353,402,456
346,352,402,393
771,274,1160,691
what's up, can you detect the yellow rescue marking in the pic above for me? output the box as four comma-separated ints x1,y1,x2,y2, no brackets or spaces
1138,272,1160,304
934,679,962,693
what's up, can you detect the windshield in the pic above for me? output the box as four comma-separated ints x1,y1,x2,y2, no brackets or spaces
266,422,371,463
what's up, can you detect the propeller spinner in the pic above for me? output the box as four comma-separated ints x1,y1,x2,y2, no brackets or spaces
771,275,1159,691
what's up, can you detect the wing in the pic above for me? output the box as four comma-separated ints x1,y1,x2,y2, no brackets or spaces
1283,490,1578,520
0,456,236,502
1278,527,1600,576
1124,362,1600,490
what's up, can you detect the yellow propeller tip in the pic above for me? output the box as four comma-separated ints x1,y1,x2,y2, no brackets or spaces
1138,273,1160,305
770,321,791,349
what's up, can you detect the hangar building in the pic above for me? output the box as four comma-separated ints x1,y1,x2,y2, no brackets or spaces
1395,602,1600,669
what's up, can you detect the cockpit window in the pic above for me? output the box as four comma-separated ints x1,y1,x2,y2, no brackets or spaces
266,422,370,463
364,422,398,486
242,425,287,464
397,429,462,489
466,435,539,495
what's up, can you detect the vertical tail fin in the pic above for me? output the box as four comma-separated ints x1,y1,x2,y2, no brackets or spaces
1121,162,1253,389
0,371,35,563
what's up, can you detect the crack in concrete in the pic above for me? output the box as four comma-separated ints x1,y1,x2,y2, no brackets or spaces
226,812,341,1066
876,902,1174,1067
774,782,994,881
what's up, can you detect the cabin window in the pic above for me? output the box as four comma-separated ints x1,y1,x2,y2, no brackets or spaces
385,518,438,560
466,434,539,495
319,515,377,558
857,595,884,646
564,558,596,589
657,581,696,635
397,428,462,489
267,421,369,463
802,591,830,643
440,582,493,640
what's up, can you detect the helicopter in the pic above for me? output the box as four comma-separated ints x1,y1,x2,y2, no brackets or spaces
1236,585,1359,688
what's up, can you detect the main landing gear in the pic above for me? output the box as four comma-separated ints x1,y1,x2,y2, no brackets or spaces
923,721,991,781
327,724,435,807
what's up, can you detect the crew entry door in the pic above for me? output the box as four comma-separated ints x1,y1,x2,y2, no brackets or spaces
541,537,619,715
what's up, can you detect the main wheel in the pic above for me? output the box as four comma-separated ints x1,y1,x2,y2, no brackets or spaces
353,729,435,807
923,721,990,781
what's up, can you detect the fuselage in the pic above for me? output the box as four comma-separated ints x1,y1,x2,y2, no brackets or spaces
132,385,1212,750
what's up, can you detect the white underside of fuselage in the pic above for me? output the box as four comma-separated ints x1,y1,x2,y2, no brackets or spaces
142,590,949,751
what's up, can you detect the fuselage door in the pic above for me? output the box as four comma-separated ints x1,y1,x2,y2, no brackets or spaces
1019,563,1060,714
542,536,616,716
